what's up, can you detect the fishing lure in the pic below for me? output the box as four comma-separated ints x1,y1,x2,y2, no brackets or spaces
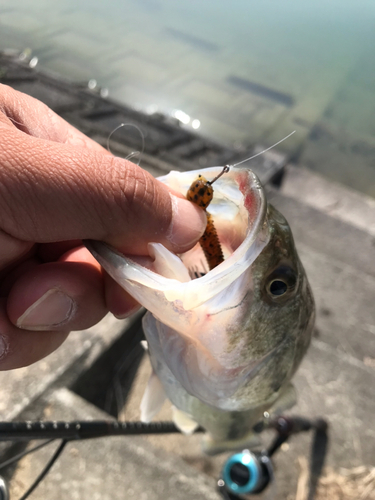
184,130,296,272
186,166,229,270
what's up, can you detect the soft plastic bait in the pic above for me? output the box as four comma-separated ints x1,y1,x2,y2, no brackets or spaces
186,166,229,270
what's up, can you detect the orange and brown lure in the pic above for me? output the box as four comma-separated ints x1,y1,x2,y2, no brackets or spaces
186,166,230,271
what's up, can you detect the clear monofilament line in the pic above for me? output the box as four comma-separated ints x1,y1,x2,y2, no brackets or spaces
230,130,296,168
106,122,145,165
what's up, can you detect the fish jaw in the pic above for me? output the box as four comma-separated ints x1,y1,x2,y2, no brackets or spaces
142,309,294,409
85,167,270,402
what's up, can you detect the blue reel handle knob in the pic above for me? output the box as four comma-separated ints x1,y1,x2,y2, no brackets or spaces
221,450,271,497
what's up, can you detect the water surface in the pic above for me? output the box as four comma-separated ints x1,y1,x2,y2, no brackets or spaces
1,0,375,195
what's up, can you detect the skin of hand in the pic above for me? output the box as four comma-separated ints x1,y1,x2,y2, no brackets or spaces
0,84,207,370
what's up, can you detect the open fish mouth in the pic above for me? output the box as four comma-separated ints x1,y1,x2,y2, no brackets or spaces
86,167,271,406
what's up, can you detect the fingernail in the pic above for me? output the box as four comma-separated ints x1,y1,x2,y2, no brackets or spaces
167,194,206,250
16,289,76,330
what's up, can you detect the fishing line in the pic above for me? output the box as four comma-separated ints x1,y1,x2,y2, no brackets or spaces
0,439,55,470
106,123,145,166
230,130,296,168
18,440,67,500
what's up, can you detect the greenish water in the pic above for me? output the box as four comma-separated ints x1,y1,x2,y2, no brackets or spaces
1,0,375,196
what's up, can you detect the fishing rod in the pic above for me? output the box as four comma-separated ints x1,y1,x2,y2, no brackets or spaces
0,421,203,500
0,420,200,442
0,415,328,500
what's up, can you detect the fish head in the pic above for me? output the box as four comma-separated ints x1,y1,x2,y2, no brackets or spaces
227,202,315,411
86,166,314,413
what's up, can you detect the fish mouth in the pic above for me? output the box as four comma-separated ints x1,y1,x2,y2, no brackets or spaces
86,167,270,406
86,167,268,312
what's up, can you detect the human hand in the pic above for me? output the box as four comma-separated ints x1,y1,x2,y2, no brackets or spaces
0,84,206,370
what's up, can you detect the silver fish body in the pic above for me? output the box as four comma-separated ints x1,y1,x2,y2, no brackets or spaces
87,166,314,451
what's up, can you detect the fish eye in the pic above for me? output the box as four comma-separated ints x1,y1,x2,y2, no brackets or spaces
269,279,288,296
265,265,297,300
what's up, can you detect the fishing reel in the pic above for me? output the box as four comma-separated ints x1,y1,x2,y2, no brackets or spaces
217,416,328,499
218,450,273,499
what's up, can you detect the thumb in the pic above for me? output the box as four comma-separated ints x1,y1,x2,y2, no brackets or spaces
0,126,206,254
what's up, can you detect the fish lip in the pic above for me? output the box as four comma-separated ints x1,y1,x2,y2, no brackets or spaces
84,239,127,266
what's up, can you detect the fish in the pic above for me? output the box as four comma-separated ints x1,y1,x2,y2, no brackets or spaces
86,165,315,454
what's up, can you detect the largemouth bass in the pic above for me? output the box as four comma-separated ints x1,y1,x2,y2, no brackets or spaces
86,166,315,453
